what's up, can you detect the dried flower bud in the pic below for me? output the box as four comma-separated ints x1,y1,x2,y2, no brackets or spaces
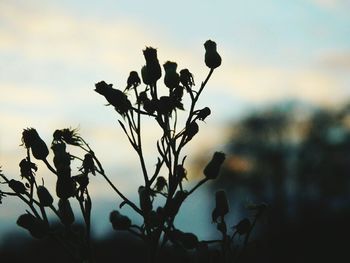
21,128,49,160
203,152,225,179
110,210,131,230
179,69,195,90
142,47,162,84
163,61,180,89
37,185,53,206
138,186,152,215
175,165,187,181
17,213,47,239
9,179,26,194
126,71,141,90
212,190,229,222
235,218,251,235
19,158,37,182
58,198,75,226
185,121,199,142
155,176,167,192
196,107,211,121
204,40,222,69
95,81,132,116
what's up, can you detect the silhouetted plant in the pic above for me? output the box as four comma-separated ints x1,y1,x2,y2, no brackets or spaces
0,41,263,263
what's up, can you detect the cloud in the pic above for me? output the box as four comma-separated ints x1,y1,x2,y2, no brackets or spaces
315,50,350,70
310,0,350,10
212,60,348,107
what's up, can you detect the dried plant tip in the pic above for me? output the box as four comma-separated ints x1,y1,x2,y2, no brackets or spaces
37,185,53,206
109,210,132,230
17,214,47,239
204,40,222,69
9,179,27,194
21,128,49,160
58,198,75,226
203,152,225,179
53,128,81,146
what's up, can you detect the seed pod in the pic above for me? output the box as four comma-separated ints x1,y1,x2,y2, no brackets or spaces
58,198,75,226
17,213,47,239
203,152,225,179
204,40,222,69
8,179,26,194
109,210,131,230
37,185,53,206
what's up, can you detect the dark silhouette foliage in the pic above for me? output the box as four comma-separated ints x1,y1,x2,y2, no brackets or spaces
0,41,263,263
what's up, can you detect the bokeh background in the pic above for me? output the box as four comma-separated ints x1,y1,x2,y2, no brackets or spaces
1,0,350,261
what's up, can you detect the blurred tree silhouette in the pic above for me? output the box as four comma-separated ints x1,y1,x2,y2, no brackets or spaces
214,101,350,262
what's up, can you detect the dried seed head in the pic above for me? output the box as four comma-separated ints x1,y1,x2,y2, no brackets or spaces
203,152,225,179
21,128,49,160
8,179,27,194
37,185,53,207
204,40,222,69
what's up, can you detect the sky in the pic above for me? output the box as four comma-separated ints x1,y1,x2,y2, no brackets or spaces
1,0,350,240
